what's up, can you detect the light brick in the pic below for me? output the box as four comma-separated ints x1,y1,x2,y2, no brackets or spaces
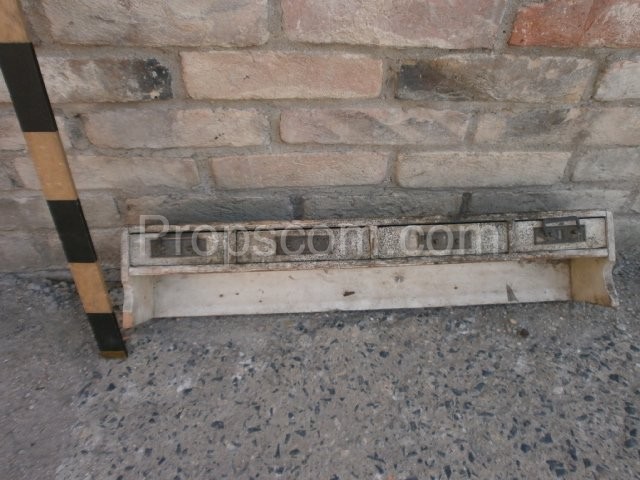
0,113,24,150
181,51,383,100
282,0,507,49
125,193,294,225
585,108,640,146
41,0,269,47
78,193,122,227
397,152,570,188
573,148,640,182
210,152,389,189
468,188,632,215
474,108,583,145
281,108,470,146
83,107,269,148
397,55,595,103
595,56,640,100
510,0,640,48
16,155,200,191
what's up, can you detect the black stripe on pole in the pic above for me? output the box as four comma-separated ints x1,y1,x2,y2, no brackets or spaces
0,43,57,132
47,200,97,263
87,313,128,353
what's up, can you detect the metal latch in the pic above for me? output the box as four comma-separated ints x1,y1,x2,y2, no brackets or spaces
534,217,586,245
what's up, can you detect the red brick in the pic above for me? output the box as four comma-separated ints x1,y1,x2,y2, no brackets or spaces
181,52,383,100
282,0,507,49
510,0,640,48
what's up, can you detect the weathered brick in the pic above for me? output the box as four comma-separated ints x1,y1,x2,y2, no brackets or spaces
614,215,640,251
0,193,53,230
181,52,383,100
16,155,200,191
0,54,172,104
397,55,595,103
468,187,632,214
474,108,583,145
0,113,24,150
595,56,640,100
210,152,389,189
0,191,120,230
83,107,269,148
41,55,170,103
301,189,462,219
0,232,62,272
0,161,14,190
282,0,507,49
44,228,122,269
281,108,470,146
41,0,269,47
584,107,640,146
90,228,124,267
0,79,9,103
573,148,640,182
0,112,73,150
397,152,570,188
125,193,294,225
510,0,640,48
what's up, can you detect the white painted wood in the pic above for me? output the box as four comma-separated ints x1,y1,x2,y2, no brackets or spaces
121,210,617,327
150,261,571,321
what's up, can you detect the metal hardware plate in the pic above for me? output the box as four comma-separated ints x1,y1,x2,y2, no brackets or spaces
534,217,586,245
130,232,227,266
512,217,606,252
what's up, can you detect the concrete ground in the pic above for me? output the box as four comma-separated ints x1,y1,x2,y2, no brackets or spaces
1,253,639,480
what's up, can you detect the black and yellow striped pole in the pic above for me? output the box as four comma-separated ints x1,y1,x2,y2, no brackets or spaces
0,0,127,358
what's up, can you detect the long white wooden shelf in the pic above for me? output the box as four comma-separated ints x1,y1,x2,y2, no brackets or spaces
122,210,618,328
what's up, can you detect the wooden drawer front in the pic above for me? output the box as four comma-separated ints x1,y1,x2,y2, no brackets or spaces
512,217,607,252
376,222,508,258
236,227,370,264
130,231,227,266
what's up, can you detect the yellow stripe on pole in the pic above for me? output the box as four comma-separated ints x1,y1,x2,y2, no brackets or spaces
69,263,113,313
0,0,29,43
24,132,78,201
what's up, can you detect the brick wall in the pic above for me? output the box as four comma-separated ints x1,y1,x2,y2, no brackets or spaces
1,0,639,271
